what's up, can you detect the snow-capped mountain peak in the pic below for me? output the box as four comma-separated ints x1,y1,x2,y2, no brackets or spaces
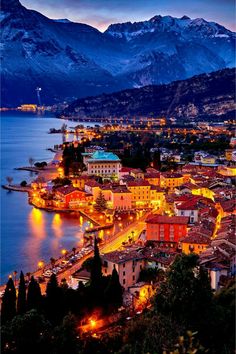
105,14,234,41
1,2,235,107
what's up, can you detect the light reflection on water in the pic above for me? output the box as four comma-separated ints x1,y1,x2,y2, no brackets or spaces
1,111,100,282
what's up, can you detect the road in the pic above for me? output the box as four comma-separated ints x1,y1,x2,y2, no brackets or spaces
0,212,150,294
100,220,146,253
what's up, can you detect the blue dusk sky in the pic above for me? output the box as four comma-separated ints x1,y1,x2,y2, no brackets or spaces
21,0,236,32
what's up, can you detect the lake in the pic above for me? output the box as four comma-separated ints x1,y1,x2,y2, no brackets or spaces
1,111,98,283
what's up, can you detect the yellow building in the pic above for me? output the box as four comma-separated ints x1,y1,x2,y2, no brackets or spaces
144,172,160,186
127,180,151,207
160,172,184,189
150,186,165,209
20,104,37,111
200,155,216,164
192,186,215,201
181,234,210,255
218,166,236,177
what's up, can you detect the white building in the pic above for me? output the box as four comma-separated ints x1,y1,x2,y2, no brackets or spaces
84,150,121,179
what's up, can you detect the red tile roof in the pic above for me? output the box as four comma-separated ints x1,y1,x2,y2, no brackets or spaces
119,167,134,173
144,173,160,179
85,180,101,187
161,172,183,178
146,215,189,225
127,179,150,187
102,248,145,264
180,233,211,244
55,185,79,195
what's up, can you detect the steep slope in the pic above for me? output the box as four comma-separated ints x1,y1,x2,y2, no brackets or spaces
0,0,127,106
60,68,235,120
106,15,235,86
1,0,235,106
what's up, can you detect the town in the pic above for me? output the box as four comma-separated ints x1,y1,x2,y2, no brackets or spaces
1,118,235,353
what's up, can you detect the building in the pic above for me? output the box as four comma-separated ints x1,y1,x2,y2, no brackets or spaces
85,150,121,179
110,187,132,210
150,186,165,209
194,152,216,165
180,233,210,255
146,215,189,244
102,248,146,289
118,167,135,180
20,104,37,111
54,185,92,208
126,180,151,207
160,172,184,189
144,172,160,186
174,198,199,223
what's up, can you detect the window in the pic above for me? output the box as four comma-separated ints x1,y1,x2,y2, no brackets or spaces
123,271,125,276
132,275,135,281
123,263,125,268
123,279,126,285
132,267,135,273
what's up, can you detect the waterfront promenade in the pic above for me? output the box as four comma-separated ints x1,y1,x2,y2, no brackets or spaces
0,211,149,294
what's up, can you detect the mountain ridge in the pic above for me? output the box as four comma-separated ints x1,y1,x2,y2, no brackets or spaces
60,68,236,120
1,0,235,106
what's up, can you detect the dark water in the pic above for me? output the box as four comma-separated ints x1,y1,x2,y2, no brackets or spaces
1,111,95,282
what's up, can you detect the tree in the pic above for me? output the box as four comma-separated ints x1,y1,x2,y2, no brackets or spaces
51,313,81,354
139,267,159,283
1,310,51,354
94,191,107,213
17,271,26,315
90,238,104,307
81,257,94,272
29,157,35,167
152,149,161,170
156,254,213,332
52,177,71,187
1,277,16,323
50,257,56,269
61,123,67,134
90,238,102,287
6,176,13,186
20,180,27,187
45,274,65,324
105,265,123,309
27,276,42,311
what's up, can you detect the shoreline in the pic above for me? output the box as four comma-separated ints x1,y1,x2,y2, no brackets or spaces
2,184,32,192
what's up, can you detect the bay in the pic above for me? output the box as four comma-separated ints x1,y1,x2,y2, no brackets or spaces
0,111,97,282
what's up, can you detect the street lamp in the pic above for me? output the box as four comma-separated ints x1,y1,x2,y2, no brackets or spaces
38,261,44,269
61,249,67,257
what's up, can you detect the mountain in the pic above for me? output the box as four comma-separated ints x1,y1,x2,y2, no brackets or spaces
1,0,235,106
60,68,236,120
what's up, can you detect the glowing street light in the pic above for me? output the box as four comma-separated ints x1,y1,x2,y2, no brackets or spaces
38,261,44,269
90,319,96,328
61,249,67,257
